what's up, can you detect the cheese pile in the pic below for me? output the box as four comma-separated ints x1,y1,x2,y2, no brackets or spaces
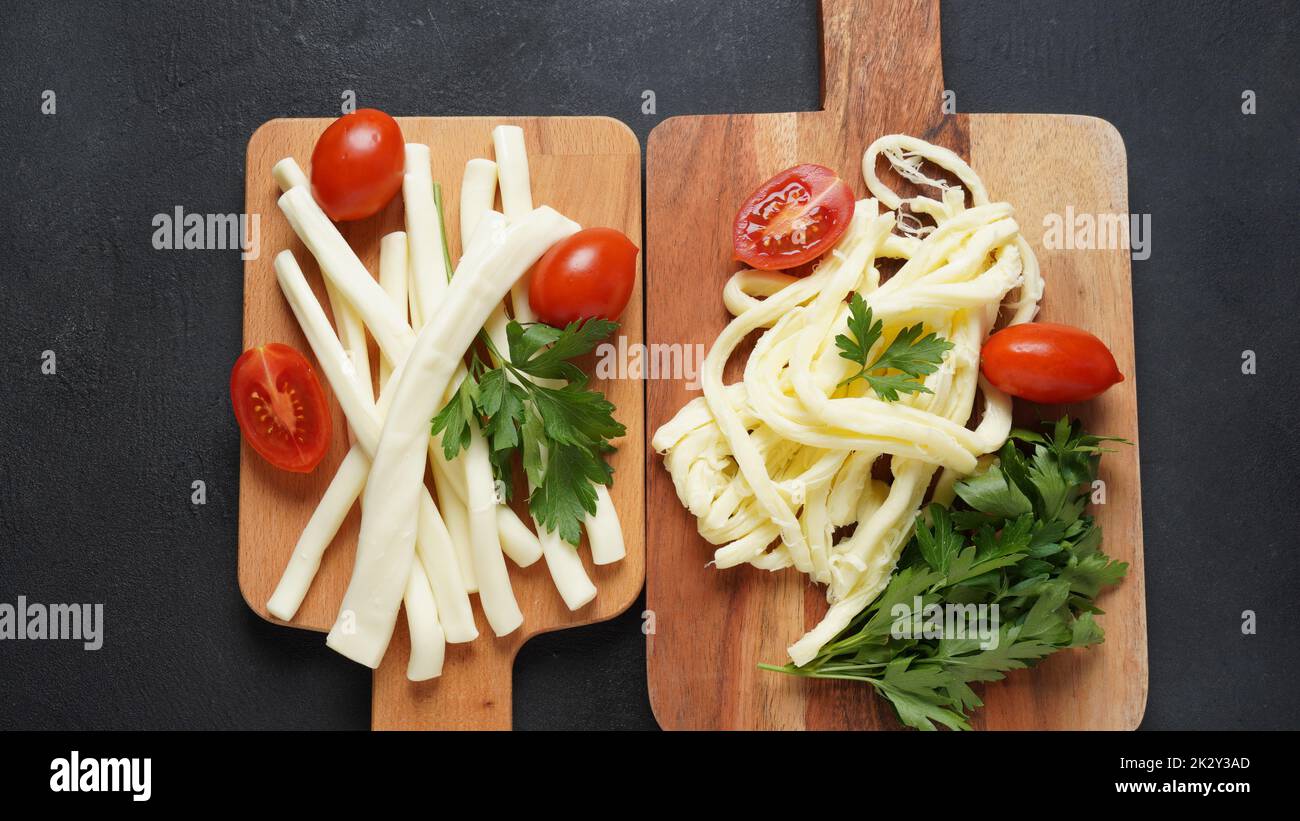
652,135,1043,665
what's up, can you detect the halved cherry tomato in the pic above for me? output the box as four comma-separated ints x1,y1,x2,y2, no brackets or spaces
529,227,639,325
231,343,332,473
310,109,405,222
981,323,1124,404
732,163,855,270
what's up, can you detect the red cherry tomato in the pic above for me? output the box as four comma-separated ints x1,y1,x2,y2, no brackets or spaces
529,227,639,325
732,163,855,270
980,323,1124,404
310,109,405,222
231,343,332,473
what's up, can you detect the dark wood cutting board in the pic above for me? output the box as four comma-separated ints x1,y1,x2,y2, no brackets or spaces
645,0,1145,730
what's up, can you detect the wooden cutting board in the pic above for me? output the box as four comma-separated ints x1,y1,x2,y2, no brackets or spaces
238,116,644,729
646,0,1146,730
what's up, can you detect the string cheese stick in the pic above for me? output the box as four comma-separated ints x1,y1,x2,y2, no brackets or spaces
586,486,626,565
403,144,451,319
405,152,494,598
421,182,539,586
430,453,476,593
327,206,580,667
492,125,537,323
271,157,309,192
460,158,498,247
540,526,597,610
461,211,543,570
356,233,444,678
464,422,524,636
462,162,516,360
266,447,367,620
274,250,477,645
269,223,445,676
378,232,409,385
492,127,533,225
403,561,444,680
496,507,544,568
378,232,444,680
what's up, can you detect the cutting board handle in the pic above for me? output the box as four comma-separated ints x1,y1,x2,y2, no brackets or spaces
372,623,518,730
819,0,945,120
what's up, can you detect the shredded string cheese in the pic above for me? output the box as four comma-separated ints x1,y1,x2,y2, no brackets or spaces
652,135,1043,666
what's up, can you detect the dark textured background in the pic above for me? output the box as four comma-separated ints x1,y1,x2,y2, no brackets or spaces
0,0,1296,731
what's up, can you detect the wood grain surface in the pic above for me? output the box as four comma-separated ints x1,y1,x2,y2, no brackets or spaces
238,116,644,729
645,0,1146,730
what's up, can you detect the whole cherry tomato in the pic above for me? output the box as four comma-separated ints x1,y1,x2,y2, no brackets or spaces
310,109,405,222
981,322,1124,404
529,227,639,325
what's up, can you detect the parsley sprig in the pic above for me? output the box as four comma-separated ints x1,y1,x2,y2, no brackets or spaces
425,187,624,546
761,417,1129,730
432,317,624,546
834,293,954,400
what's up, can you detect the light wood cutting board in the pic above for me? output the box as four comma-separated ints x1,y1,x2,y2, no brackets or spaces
646,0,1146,730
238,116,643,729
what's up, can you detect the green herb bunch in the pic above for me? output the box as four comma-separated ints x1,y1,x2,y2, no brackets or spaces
762,417,1129,730
432,317,624,546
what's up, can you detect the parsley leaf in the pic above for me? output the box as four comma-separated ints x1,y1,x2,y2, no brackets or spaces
914,505,963,574
529,381,624,448
476,368,527,453
834,293,883,368
429,369,478,461
529,440,610,544
511,318,619,383
835,293,954,400
520,406,547,492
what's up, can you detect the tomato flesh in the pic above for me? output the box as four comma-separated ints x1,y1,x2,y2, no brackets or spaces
732,163,855,270
310,109,405,222
529,227,639,325
980,322,1124,404
231,343,332,473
